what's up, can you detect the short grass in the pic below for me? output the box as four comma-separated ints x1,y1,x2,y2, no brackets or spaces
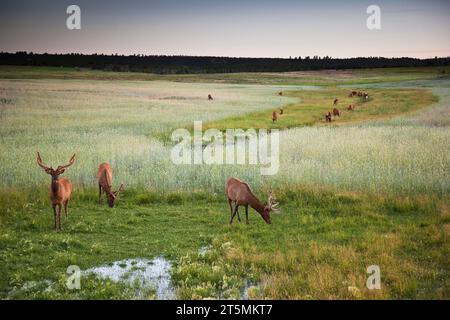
203,87,438,131
1,65,449,85
0,188,448,299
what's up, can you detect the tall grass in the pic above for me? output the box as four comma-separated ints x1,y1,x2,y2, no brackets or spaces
0,78,448,196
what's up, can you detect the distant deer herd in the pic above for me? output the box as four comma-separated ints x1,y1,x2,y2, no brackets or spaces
324,90,369,123
37,89,371,231
271,90,369,124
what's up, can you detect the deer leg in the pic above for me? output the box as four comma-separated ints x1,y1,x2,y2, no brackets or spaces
237,207,242,222
52,204,57,231
230,204,238,224
245,205,249,224
98,184,102,204
57,204,62,231
64,200,69,219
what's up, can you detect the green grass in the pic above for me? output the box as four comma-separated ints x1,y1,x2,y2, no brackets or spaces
203,87,438,131
0,188,448,299
1,65,449,85
0,66,449,299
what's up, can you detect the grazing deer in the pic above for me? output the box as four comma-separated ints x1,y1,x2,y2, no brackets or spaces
333,98,339,106
37,152,75,231
333,108,341,117
225,177,279,225
96,162,124,208
352,91,357,96
325,111,332,122
272,111,278,122
208,94,213,100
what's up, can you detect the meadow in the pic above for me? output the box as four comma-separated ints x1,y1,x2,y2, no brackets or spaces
0,66,448,299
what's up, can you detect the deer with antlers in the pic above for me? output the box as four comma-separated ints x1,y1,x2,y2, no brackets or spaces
37,152,75,231
225,177,279,225
96,162,124,208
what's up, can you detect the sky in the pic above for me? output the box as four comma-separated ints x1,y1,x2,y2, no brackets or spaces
0,0,449,58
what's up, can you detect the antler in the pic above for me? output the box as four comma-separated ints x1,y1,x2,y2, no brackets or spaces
37,152,51,170
268,191,281,213
56,154,76,171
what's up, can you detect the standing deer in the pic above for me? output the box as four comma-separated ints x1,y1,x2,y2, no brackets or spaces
325,111,332,122
208,94,213,100
333,108,341,117
347,104,354,111
37,152,75,231
272,111,278,122
225,177,279,225
333,98,339,106
96,162,124,207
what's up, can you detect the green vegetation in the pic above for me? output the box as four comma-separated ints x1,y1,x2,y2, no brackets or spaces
204,88,438,131
0,187,448,299
0,66,448,299
1,65,449,85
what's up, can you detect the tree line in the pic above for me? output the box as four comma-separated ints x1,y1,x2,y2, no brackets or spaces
1,52,449,74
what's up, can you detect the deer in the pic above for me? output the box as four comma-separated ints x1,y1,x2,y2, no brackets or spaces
333,98,339,106
272,111,278,122
208,94,213,100
225,177,279,225
333,108,341,117
279,107,284,115
37,152,75,231
96,162,124,208
325,111,332,122
347,104,354,111
278,91,283,96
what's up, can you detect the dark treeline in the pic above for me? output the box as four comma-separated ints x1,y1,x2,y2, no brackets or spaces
1,52,449,74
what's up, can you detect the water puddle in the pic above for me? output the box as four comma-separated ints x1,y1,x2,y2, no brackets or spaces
84,256,175,300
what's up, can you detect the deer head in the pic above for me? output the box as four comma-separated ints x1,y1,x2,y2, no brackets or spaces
37,152,75,180
261,191,280,224
106,183,124,208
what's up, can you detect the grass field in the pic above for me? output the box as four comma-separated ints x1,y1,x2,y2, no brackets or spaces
0,66,449,299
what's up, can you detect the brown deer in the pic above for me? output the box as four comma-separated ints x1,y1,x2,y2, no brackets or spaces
278,91,283,96
208,94,213,100
325,111,332,122
225,177,279,225
333,108,341,116
333,98,339,106
347,104,354,111
37,152,75,231
272,111,278,122
96,162,124,208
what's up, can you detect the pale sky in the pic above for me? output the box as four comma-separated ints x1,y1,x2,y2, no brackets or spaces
0,0,449,58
